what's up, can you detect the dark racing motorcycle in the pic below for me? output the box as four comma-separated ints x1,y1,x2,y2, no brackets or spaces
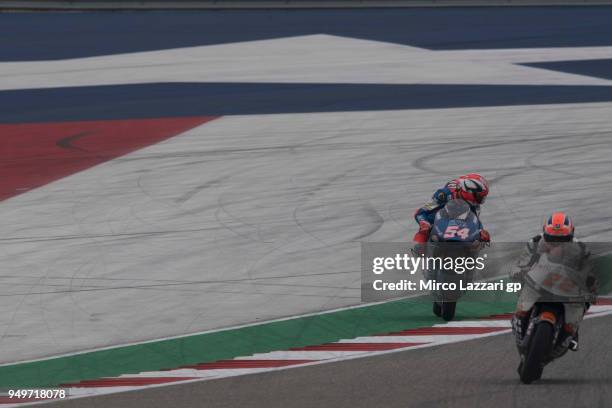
425,199,485,321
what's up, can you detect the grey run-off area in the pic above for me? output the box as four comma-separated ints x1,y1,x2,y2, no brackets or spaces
1,8,612,364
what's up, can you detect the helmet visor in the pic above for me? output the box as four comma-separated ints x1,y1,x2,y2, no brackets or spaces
543,233,573,242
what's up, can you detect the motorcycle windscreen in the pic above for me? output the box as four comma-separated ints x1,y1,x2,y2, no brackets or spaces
523,243,597,303
431,199,481,242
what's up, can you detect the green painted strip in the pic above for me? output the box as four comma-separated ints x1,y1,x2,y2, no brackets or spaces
0,298,514,389
1,255,608,389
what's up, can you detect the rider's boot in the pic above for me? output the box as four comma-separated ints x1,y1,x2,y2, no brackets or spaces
511,311,530,350
568,330,579,352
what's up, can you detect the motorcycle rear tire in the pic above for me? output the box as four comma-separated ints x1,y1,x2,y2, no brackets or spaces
441,302,456,321
433,302,442,317
520,321,553,384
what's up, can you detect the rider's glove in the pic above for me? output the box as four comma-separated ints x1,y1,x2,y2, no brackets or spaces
413,220,432,244
418,220,432,232
479,229,491,243
510,269,524,282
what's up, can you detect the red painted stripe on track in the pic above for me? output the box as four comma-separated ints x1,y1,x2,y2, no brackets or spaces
177,359,314,370
381,327,507,336
61,377,197,388
289,342,424,351
0,116,216,202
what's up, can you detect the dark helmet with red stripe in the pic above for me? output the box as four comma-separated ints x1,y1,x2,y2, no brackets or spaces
543,212,574,242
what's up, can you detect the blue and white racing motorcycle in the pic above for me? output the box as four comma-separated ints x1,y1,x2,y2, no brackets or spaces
426,199,485,321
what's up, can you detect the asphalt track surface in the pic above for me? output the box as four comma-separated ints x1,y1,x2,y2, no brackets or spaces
45,313,612,408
